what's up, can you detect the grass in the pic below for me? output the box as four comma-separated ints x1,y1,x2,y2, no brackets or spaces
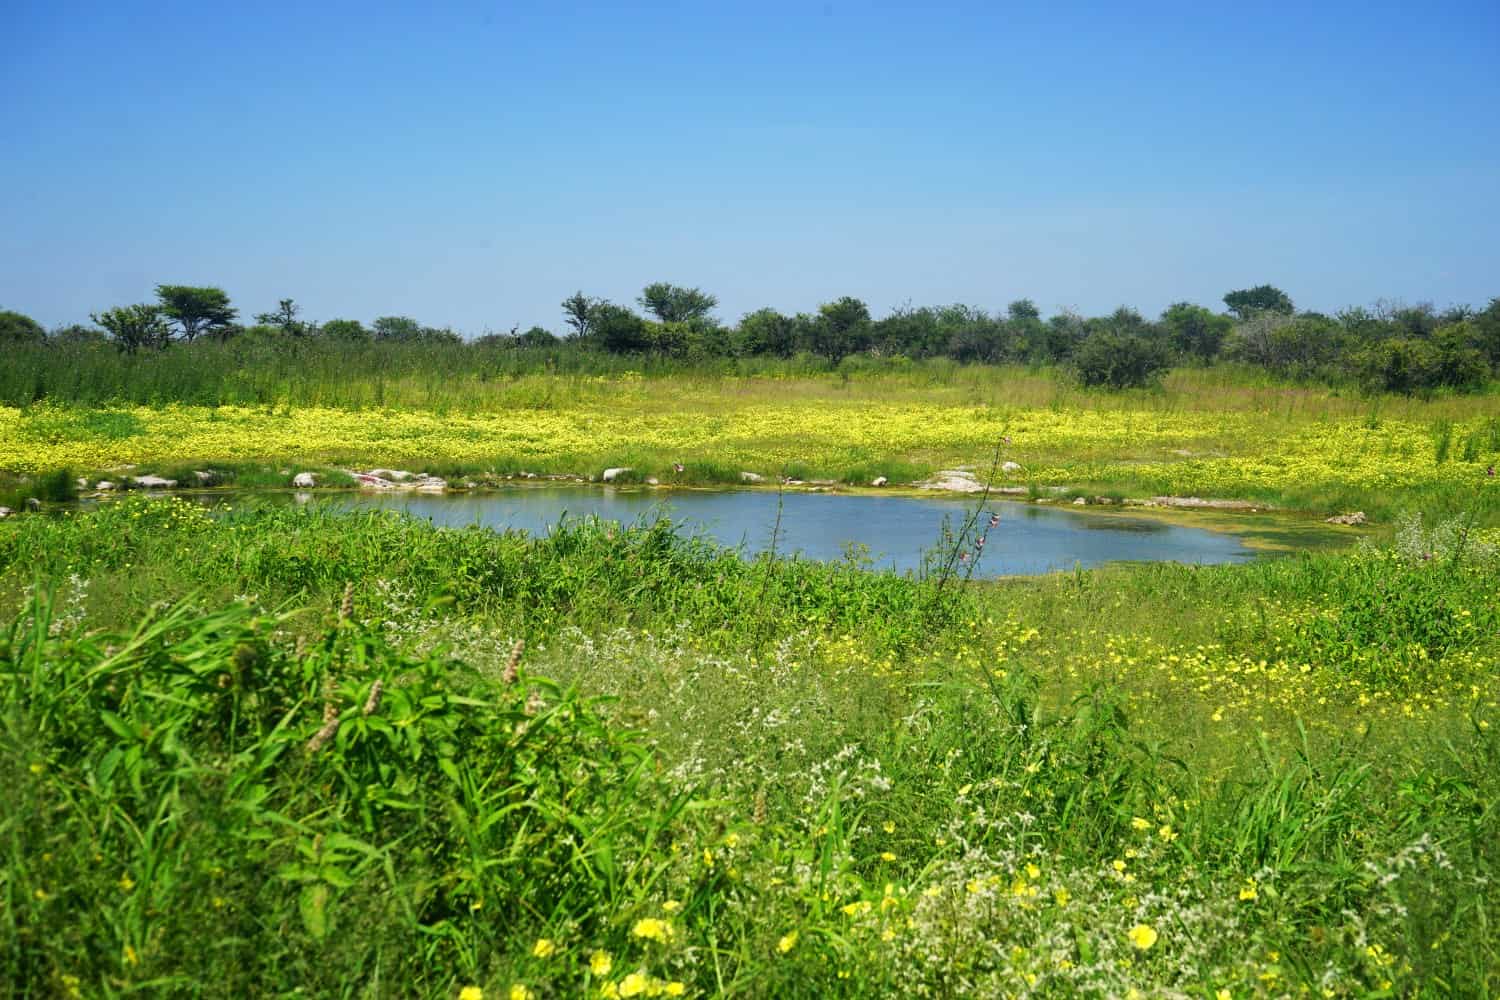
4,362,1500,520
3,497,1498,996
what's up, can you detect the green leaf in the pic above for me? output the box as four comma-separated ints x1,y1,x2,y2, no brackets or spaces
299,883,330,940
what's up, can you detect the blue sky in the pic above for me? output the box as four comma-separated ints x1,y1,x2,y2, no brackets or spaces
3,1,1497,334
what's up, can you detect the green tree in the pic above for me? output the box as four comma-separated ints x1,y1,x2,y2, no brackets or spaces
1355,338,1441,395
637,283,718,324
255,299,313,336
320,319,370,342
561,292,601,341
1473,298,1500,370
0,309,46,344
1072,332,1171,389
1006,299,1041,321
154,285,237,342
517,325,559,348
592,304,650,353
1223,284,1294,318
810,296,872,364
372,316,423,342
1160,302,1233,362
736,308,798,357
92,304,173,353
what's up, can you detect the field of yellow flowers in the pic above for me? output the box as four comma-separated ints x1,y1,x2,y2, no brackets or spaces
3,367,1499,516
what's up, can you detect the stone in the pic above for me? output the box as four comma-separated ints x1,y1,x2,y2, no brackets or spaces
76,477,89,489
602,467,632,482
919,470,985,493
645,477,660,486
1326,511,1368,526
1001,461,1023,474
25,497,42,511
1073,497,1088,505
95,481,116,491
132,475,178,489
369,469,416,482
193,470,220,486
416,477,447,493
0,507,12,518
740,471,765,484
871,476,888,487
292,472,318,488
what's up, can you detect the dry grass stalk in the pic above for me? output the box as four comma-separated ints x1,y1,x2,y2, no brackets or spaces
362,679,384,717
306,700,340,753
502,639,525,685
339,581,354,622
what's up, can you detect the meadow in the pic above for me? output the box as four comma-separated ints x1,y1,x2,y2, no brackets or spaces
3,366,1500,997
4,364,1500,519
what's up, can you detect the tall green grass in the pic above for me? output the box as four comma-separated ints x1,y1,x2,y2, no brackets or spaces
2,502,1498,995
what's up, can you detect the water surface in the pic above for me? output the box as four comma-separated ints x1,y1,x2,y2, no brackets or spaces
302,486,1254,577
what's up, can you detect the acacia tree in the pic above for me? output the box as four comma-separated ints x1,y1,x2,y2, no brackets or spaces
255,299,313,336
93,304,173,353
1223,284,1294,318
155,285,237,341
637,283,717,324
561,292,601,341
811,296,872,365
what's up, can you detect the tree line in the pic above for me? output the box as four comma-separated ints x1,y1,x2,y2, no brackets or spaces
3,281,1498,393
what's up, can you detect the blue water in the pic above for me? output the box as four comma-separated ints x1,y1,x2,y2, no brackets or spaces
305,486,1254,577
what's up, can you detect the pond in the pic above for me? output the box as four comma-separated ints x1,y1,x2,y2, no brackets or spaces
288,486,1257,577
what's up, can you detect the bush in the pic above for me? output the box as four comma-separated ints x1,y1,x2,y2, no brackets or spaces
1071,333,1172,389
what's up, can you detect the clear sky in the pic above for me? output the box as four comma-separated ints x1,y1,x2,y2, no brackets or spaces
4,1,1498,335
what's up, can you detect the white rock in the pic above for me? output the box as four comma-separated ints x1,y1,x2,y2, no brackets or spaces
0,507,12,518
1001,461,1022,473
871,476,888,487
1326,511,1367,526
919,470,985,493
369,468,416,482
76,477,89,489
1073,497,1088,505
95,481,116,491
25,498,41,511
645,477,660,486
740,471,765,483
193,470,220,486
292,472,318,488
133,475,177,489
602,467,632,482
416,477,447,493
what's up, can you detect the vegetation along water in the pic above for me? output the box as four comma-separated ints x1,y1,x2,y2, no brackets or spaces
2,283,1500,996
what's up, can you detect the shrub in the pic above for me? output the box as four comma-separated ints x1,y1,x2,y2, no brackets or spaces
1071,333,1172,389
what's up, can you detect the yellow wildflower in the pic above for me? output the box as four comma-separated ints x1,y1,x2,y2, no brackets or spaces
590,950,613,976
661,899,681,913
532,938,555,959
619,972,649,997
778,931,798,954
509,986,532,1000
631,917,673,943
880,851,896,862
1131,817,1151,831
1128,924,1158,950
459,988,483,1000
664,984,685,997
